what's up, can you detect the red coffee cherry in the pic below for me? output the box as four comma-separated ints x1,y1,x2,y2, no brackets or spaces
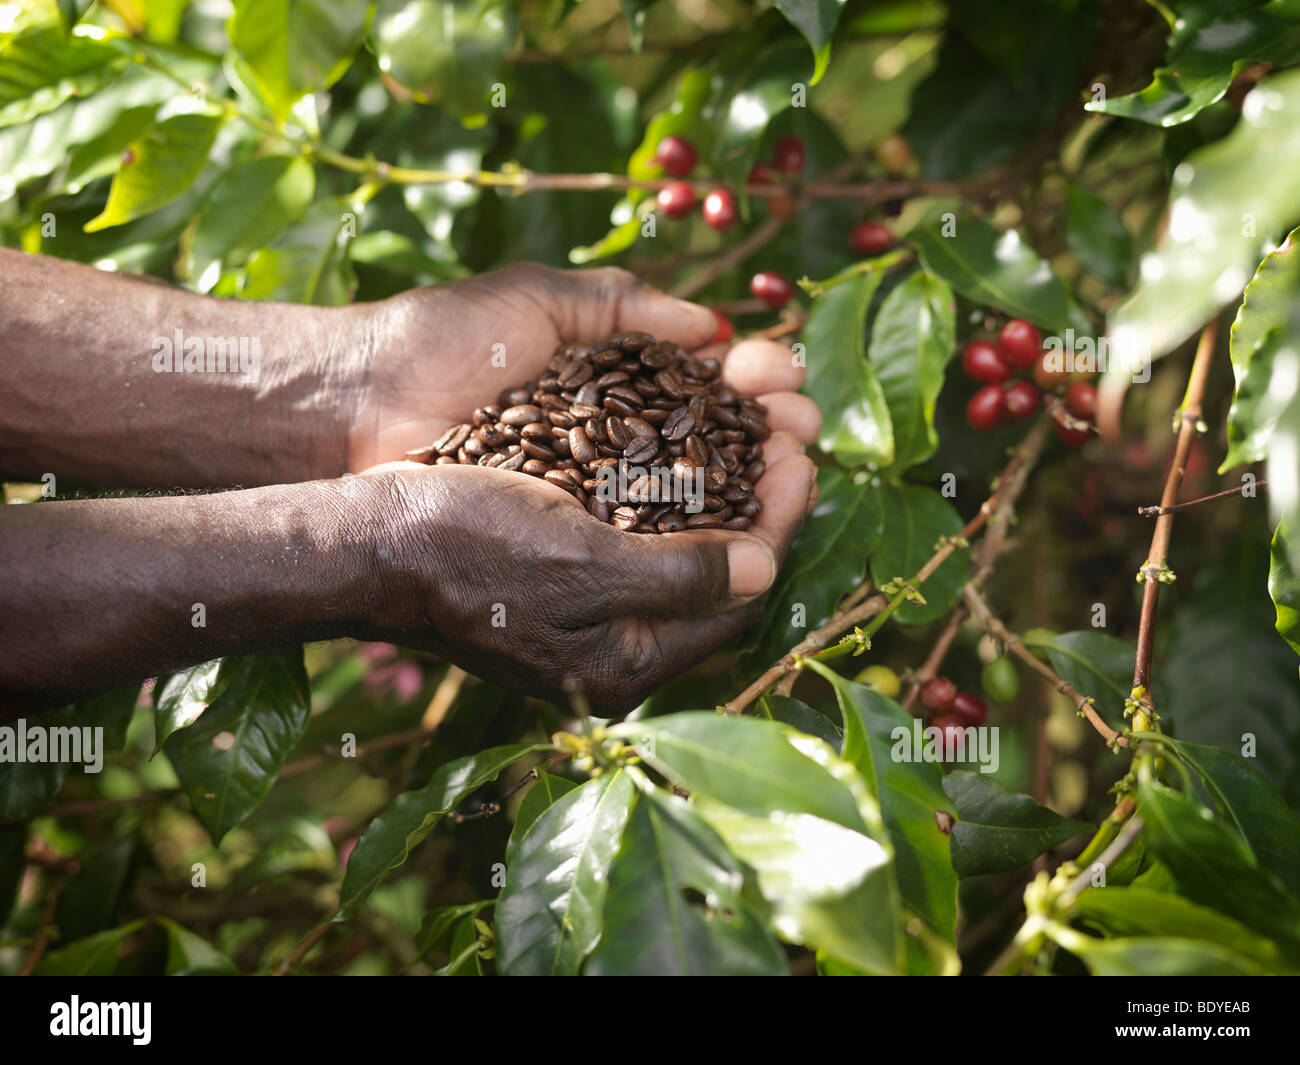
747,162,774,185
702,188,738,231
929,714,968,758
655,135,697,177
850,220,894,255
950,691,988,727
1054,418,1091,448
920,676,958,712
966,384,1007,431
1033,351,1072,392
998,318,1042,368
657,181,696,219
711,310,734,344
1065,381,1098,420
772,134,806,175
750,270,794,309
962,341,1011,384
1003,380,1041,420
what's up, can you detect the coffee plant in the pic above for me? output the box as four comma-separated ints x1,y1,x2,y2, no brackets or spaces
2,0,1299,980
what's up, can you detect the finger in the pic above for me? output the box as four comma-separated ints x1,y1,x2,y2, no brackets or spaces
721,339,805,395
758,429,805,469
746,453,817,564
584,521,777,621
758,392,822,445
547,266,717,350
356,460,433,476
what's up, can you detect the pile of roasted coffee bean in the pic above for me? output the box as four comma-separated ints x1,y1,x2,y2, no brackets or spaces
406,332,770,534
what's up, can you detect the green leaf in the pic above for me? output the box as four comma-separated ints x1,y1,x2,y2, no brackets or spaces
61,103,159,193
56,0,96,34
870,483,970,625
744,468,882,669
415,900,492,958
1022,629,1135,727
758,694,843,752
1271,520,1300,666
55,833,136,941
613,713,868,832
74,681,141,753
1064,183,1132,288
228,0,368,124
506,770,578,864
712,39,811,192
36,922,145,975
0,705,82,819
85,112,225,232
495,769,637,975
1138,773,1300,955
1162,533,1300,805
586,786,787,975
369,0,512,118
1109,69,1300,362
942,770,1091,877
830,676,958,943
618,0,655,51
869,270,957,474
1086,2,1300,127
1055,930,1277,976
1072,887,1292,971
170,647,311,844
803,270,893,468
435,912,482,975
337,743,547,920
772,0,848,84
157,916,239,975
187,154,315,287
0,23,126,129
1221,229,1300,470
154,659,229,750
240,195,359,306
1150,735,1300,895
910,215,1088,337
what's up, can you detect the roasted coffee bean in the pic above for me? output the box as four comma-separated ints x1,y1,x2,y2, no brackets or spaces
743,460,766,483
521,440,557,462
663,406,695,441
642,408,670,426
604,395,640,419
703,494,726,512
606,416,631,449
624,416,658,439
657,513,687,533
569,402,601,420
723,482,751,503
588,496,611,522
686,512,724,529
558,360,594,387
500,387,532,407
683,435,709,467
593,346,624,368
568,426,597,464
406,444,436,463
501,404,544,426
613,506,639,530
544,469,575,490
434,423,472,455
435,455,458,466
605,384,644,408
537,394,569,413
613,331,653,353
499,451,527,472
723,516,752,530
739,411,771,440
737,498,763,517
627,475,656,503
710,404,740,429
521,458,551,476
624,436,658,464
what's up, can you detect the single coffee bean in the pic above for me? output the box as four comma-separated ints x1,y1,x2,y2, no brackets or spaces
568,426,597,464
588,496,611,522
501,404,544,426
499,451,527,472
624,436,658,464
743,460,766,482
613,331,654,353
663,406,696,441
594,346,624,368
604,395,640,419
606,416,631,449
521,440,557,462
544,469,575,490
613,506,639,531
434,423,472,455
723,516,752,530
558,360,594,387
686,512,724,529
737,498,763,517
624,416,658,439
658,513,687,533
406,444,435,463
521,458,551,476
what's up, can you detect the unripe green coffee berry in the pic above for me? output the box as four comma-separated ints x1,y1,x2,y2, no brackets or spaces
981,656,1020,703
854,664,901,699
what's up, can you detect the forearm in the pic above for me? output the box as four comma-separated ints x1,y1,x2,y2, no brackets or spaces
0,478,381,716
0,249,373,488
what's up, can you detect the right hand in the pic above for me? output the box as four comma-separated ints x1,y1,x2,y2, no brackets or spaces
353,452,816,713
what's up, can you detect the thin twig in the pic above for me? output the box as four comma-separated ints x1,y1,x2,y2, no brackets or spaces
1137,479,1263,517
901,605,968,713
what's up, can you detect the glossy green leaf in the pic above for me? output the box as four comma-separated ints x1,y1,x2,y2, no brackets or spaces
240,195,359,306
61,103,159,193
85,112,224,232
618,0,654,51
758,694,843,752
613,713,868,832
337,743,547,920
187,154,315,287
830,676,958,943
1022,629,1135,727
745,468,882,669
1087,2,1300,127
170,647,311,844
435,911,482,975
56,0,95,33
1064,183,1132,288
369,0,511,118
0,23,126,129
1054,929,1275,975
36,922,145,976
507,770,578,864
586,786,786,975
415,900,492,958
158,916,239,975
1271,520,1300,666
75,681,141,753
0,705,81,819
910,215,1088,337
1221,229,1300,470
870,483,969,625
55,833,135,942
712,39,811,191
772,0,848,84
154,660,228,750
1163,533,1300,805
1109,69,1300,363
1151,735,1300,895
942,770,1090,877
495,769,637,975
1138,773,1300,955
869,270,956,474
803,265,893,469
228,0,368,124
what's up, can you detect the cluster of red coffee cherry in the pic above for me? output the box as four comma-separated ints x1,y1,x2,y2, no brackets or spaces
961,319,1098,447
919,676,986,755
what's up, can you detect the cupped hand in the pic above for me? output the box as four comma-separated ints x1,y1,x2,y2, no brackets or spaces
355,447,816,712
346,262,821,470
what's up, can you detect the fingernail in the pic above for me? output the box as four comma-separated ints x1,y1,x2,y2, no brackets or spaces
807,480,819,514
728,539,776,597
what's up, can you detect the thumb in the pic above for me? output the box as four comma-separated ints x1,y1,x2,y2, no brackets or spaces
614,280,717,351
